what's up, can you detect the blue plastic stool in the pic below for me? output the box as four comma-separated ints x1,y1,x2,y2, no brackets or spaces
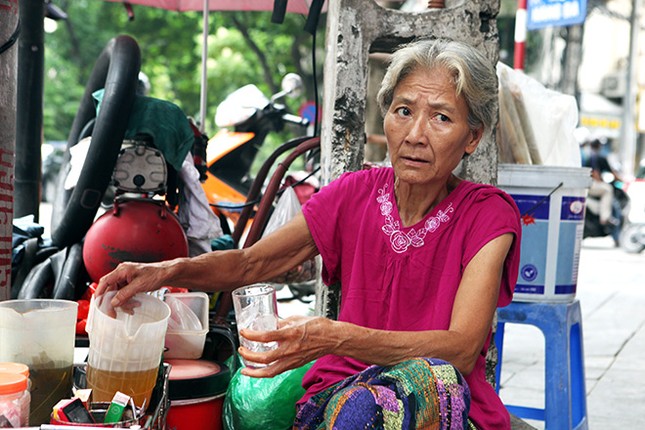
494,300,588,430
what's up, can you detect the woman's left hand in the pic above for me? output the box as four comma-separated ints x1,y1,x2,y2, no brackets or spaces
238,315,337,378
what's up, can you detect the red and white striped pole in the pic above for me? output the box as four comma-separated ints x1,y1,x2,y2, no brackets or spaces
514,0,528,70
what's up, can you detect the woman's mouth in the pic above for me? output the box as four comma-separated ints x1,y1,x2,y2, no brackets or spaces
400,155,428,166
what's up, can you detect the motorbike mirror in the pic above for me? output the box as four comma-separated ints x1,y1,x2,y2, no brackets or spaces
281,73,303,98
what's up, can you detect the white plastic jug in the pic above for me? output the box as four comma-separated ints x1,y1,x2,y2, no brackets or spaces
0,299,78,425
85,292,170,410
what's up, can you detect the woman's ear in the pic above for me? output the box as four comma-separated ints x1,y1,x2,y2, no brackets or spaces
464,126,484,155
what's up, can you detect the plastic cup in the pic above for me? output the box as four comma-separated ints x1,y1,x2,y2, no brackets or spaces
232,284,278,368
0,299,78,425
85,292,170,410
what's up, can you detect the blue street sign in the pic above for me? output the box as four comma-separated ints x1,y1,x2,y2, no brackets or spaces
527,0,587,30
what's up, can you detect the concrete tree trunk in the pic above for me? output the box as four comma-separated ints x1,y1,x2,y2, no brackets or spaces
0,1,20,301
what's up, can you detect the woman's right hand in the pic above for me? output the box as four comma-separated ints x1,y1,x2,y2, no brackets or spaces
95,260,176,307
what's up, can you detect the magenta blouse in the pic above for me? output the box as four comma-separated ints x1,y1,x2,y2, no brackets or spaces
300,167,521,430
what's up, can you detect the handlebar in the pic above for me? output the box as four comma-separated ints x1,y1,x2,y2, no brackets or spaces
282,113,310,128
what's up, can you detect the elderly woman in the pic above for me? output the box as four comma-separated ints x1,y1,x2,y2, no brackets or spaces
97,38,521,430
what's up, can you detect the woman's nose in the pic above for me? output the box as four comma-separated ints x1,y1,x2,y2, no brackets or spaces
405,118,428,145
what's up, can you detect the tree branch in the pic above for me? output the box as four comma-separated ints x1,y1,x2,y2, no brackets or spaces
230,13,278,94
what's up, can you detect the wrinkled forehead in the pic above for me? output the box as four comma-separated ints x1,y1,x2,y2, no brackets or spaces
393,65,463,105
397,63,460,92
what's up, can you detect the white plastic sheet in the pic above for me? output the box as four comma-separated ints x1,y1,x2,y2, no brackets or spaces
497,62,582,167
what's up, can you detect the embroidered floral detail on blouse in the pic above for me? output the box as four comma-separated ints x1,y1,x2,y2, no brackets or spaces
377,183,454,253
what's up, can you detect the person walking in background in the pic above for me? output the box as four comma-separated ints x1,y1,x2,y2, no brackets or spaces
582,137,623,226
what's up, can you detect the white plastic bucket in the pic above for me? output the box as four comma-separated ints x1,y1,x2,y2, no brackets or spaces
498,164,592,302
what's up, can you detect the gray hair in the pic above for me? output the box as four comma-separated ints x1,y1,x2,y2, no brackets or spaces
376,39,497,133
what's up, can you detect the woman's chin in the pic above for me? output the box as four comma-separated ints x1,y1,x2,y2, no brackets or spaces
395,165,433,182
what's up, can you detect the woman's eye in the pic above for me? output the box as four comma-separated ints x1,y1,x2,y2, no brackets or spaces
395,107,411,117
435,113,450,122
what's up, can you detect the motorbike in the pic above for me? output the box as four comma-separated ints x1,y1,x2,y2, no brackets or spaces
618,178,645,253
201,73,313,239
583,176,630,246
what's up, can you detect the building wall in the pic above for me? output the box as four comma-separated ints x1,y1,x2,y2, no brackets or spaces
578,2,631,93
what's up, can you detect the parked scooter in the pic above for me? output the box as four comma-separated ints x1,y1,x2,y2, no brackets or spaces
583,175,629,246
202,73,312,235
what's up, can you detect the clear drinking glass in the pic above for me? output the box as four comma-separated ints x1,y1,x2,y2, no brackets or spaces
232,284,279,368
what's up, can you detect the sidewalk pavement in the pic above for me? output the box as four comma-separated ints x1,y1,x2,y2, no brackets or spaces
498,236,645,429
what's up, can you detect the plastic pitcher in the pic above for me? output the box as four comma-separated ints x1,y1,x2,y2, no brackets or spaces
85,291,170,410
0,299,78,425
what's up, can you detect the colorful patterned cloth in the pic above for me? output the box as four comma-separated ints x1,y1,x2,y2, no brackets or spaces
294,358,477,429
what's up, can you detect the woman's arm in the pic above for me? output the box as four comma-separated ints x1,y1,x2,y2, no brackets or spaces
240,233,513,377
96,213,318,307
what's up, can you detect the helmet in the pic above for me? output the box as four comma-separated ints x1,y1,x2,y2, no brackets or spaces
83,199,188,282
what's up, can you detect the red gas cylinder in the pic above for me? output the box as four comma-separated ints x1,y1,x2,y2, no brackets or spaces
83,198,189,282
165,359,231,430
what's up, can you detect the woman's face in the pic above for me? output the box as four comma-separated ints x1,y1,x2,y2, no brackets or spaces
383,66,483,186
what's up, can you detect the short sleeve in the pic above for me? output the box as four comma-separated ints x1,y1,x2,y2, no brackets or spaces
462,191,522,307
301,172,355,285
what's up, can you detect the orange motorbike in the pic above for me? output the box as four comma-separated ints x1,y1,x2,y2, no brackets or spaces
201,74,313,240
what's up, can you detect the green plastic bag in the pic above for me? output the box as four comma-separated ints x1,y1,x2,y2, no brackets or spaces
223,359,314,430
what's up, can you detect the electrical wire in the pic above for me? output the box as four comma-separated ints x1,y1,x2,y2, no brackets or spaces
0,19,20,55
312,28,320,137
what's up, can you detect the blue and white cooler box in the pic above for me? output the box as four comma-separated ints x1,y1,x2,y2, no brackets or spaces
498,164,592,302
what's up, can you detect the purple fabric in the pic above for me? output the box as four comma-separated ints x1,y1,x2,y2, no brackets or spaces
300,167,521,430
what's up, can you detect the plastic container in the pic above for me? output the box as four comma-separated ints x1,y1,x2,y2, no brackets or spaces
498,164,592,302
164,292,209,359
0,299,78,425
165,359,231,430
85,292,170,410
0,361,30,423
0,362,29,379
0,372,30,427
